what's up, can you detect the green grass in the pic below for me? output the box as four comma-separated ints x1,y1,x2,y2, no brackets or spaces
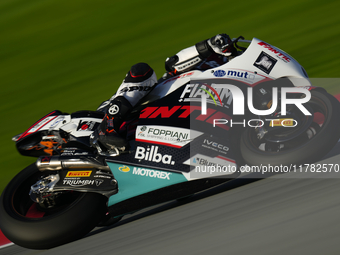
1,0,340,193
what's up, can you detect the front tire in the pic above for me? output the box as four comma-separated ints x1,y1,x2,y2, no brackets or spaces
240,90,340,166
0,163,108,249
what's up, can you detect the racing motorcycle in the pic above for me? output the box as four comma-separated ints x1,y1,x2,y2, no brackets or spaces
1,37,340,249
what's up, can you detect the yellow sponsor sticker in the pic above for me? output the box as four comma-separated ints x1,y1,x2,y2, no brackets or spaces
270,119,294,127
66,171,92,177
119,165,130,172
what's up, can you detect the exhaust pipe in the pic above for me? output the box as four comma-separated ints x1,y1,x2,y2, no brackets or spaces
36,156,110,171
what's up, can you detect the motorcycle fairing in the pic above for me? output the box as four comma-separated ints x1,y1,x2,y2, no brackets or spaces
193,38,311,87
107,83,238,176
106,162,188,206
107,177,232,217
104,81,239,208
49,167,118,197
15,110,104,156
16,110,62,142
15,110,69,156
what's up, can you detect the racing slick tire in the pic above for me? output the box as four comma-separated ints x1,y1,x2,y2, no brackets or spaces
0,163,107,249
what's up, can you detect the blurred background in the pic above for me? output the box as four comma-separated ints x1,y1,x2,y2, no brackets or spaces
1,0,340,193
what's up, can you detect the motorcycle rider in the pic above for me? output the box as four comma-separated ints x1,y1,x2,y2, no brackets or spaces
93,33,238,152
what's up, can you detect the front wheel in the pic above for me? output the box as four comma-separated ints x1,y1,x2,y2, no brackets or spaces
0,163,108,249
240,90,340,166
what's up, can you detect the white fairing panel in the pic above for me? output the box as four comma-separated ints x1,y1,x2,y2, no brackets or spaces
147,38,311,104
60,117,102,137
27,115,71,133
142,70,202,103
194,38,311,87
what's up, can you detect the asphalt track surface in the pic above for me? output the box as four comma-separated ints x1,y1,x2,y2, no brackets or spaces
1,142,340,255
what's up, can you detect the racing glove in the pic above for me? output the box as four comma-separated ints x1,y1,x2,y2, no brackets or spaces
207,34,235,56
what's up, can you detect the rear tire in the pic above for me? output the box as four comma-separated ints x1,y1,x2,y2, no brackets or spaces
0,163,108,249
240,90,340,166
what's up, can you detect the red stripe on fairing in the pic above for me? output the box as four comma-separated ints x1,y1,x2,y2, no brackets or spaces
17,111,57,141
216,155,236,164
136,138,182,148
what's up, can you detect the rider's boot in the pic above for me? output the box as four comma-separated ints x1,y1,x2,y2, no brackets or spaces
96,96,132,151
93,63,157,152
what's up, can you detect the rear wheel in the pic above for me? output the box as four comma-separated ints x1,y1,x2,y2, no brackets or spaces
240,90,340,166
0,163,107,249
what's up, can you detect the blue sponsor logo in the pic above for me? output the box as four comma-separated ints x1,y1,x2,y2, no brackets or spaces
226,70,254,80
213,70,226,77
